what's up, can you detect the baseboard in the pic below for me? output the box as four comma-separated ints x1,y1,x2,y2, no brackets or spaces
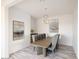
58,44,73,49
59,44,72,47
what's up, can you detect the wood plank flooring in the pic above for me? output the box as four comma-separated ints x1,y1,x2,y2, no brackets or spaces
9,45,77,59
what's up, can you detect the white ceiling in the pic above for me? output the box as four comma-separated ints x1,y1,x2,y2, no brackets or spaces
13,0,75,18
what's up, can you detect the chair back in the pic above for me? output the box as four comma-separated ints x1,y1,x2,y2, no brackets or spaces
56,34,60,49
32,35,37,42
34,33,46,41
51,34,60,50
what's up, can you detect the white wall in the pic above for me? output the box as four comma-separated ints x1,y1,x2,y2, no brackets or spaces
9,6,31,54
1,6,9,58
1,0,24,58
73,0,78,57
37,14,73,46
37,18,49,33
59,15,73,46
31,17,37,32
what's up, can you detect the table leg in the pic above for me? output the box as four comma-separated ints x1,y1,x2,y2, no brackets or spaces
43,48,47,57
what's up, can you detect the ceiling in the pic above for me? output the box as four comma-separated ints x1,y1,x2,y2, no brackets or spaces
13,0,75,19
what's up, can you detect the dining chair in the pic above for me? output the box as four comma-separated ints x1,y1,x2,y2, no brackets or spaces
47,34,60,54
55,34,60,49
32,35,38,51
32,35,36,42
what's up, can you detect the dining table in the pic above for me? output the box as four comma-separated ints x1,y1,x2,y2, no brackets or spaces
31,38,52,57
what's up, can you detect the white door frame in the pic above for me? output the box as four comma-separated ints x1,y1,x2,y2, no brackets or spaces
1,0,24,58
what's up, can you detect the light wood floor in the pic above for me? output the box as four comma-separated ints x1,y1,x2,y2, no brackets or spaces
9,45,77,59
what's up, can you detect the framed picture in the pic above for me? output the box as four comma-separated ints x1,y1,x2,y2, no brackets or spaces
49,21,59,33
13,20,24,40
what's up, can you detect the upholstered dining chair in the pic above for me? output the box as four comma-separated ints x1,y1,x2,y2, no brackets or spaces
47,34,60,54
31,35,37,51
32,35,37,42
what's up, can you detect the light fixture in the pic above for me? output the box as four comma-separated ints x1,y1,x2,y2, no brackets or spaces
40,0,50,24
42,8,49,24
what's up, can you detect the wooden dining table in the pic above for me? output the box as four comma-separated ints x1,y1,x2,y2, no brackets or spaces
31,38,52,56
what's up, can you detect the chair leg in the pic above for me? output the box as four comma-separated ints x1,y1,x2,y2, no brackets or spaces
56,43,59,49
54,49,55,53
54,48,56,53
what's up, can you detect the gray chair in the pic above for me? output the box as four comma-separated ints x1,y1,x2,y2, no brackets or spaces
56,34,60,49
32,35,37,42
47,34,60,53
